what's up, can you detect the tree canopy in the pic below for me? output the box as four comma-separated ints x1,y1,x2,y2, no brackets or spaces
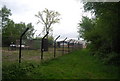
78,2,120,65
35,8,60,36
0,5,35,46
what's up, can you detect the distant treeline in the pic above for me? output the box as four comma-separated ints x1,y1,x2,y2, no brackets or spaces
0,5,35,46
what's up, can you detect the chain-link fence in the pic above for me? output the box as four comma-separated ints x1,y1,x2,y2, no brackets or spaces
2,35,84,64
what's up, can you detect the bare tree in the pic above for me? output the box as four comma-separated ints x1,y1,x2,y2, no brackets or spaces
35,8,60,36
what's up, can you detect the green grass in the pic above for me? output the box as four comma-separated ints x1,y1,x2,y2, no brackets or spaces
2,49,119,79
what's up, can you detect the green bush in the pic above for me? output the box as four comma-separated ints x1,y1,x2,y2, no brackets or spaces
102,52,120,65
2,62,37,79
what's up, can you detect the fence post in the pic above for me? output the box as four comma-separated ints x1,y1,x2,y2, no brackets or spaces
68,39,72,53
19,27,29,63
62,37,67,55
77,41,80,50
72,40,75,51
54,35,60,58
75,41,77,50
41,32,49,59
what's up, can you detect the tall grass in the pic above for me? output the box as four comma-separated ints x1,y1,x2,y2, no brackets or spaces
2,49,119,79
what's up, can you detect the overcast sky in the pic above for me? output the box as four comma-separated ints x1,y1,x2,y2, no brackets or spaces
0,0,92,40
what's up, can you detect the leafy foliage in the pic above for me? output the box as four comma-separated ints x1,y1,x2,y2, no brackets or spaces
0,5,11,28
78,2,120,65
35,8,60,35
1,5,35,46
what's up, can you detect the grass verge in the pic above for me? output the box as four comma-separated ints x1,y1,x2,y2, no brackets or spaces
2,49,119,79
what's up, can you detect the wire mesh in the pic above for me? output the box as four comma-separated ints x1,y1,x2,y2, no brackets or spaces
2,36,84,64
